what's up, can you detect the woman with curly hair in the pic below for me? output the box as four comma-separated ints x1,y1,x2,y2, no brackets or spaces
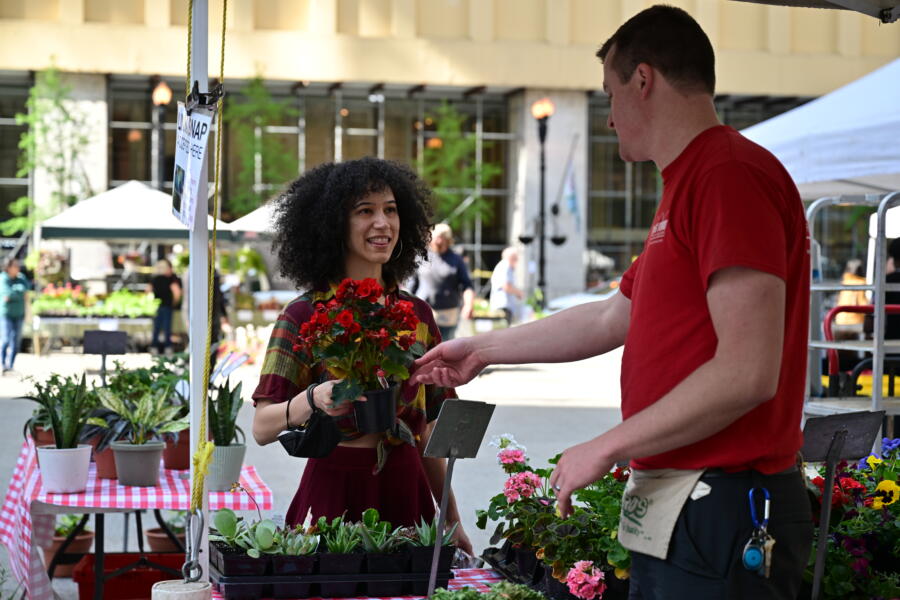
251,157,472,553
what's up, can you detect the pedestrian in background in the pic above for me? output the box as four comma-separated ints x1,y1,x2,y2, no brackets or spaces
1,257,30,374
413,6,811,598
489,247,524,325
147,258,182,354
409,223,475,340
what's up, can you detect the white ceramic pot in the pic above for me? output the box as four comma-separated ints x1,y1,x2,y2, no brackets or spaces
207,444,246,492
36,444,92,494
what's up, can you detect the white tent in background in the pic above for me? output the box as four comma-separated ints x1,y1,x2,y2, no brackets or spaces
741,58,900,200
228,202,276,240
40,180,231,241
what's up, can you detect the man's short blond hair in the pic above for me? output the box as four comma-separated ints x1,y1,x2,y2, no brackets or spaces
432,223,453,241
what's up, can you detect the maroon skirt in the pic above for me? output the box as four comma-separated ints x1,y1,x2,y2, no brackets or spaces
286,443,437,528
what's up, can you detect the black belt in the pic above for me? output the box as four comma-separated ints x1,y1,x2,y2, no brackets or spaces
701,465,799,479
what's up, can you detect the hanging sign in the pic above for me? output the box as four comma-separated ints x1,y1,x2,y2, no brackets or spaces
172,102,215,228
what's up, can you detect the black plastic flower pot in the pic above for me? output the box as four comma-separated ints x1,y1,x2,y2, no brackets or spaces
210,541,270,576
542,573,579,600
409,545,453,595
365,551,409,597
515,547,539,583
409,544,454,572
218,581,268,600
604,571,630,600
318,552,364,598
354,384,399,433
271,554,316,599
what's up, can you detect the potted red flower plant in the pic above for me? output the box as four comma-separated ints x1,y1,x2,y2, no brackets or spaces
293,278,425,433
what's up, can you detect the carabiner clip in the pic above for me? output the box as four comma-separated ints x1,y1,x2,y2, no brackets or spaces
182,508,205,583
748,487,770,530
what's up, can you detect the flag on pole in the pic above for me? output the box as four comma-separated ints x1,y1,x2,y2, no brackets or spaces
564,164,580,229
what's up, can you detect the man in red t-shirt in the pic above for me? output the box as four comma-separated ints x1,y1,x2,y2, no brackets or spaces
412,5,812,598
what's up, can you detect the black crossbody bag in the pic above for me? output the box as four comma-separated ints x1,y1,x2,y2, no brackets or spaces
277,383,341,458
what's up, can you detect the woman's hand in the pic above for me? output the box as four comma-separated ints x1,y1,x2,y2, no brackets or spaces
451,521,473,556
312,380,356,417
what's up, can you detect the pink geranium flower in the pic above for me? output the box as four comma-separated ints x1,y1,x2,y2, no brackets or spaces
503,471,542,503
498,448,526,465
566,560,607,600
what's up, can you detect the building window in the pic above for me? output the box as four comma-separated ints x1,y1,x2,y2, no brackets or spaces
0,79,31,236
587,93,812,273
109,77,179,192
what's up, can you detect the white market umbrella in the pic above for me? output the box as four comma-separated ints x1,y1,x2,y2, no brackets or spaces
40,180,231,241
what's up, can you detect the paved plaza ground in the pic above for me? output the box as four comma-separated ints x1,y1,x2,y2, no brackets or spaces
0,345,624,598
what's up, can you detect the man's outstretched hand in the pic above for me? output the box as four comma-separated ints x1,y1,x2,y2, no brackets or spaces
411,337,486,388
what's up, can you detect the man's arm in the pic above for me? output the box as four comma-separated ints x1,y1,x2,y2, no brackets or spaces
412,291,631,387
551,266,786,515
460,287,475,320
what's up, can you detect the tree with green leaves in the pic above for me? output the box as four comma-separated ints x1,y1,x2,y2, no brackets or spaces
224,77,299,219
1,65,94,236
419,102,501,231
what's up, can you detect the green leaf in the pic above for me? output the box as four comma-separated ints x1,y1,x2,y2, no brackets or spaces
213,509,237,539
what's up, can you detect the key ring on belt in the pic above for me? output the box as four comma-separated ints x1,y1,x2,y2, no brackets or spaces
748,487,770,530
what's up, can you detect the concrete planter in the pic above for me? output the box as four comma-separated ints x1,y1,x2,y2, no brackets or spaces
37,444,92,493
207,444,246,492
111,441,165,487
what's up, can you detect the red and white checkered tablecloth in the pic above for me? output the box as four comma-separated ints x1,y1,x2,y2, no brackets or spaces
0,438,273,600
209,568,505,600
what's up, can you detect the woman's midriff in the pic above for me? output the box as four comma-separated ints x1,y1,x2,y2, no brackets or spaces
338,432,382,448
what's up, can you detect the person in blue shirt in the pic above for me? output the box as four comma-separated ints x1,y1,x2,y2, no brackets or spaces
409,223,475,340
1,257,30,374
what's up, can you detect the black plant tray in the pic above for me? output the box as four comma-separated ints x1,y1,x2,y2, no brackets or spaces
213,568,454,584
481,546,532,586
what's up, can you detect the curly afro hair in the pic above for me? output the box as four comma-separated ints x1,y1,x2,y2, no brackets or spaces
271,157,434,291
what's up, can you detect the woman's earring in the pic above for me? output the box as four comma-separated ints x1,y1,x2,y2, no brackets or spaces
391,238,404,261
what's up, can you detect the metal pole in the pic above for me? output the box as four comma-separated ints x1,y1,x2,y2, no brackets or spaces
537,117,547,309
157,105,167,192
427,450,457,597
188,0,210,582
151,106,161,189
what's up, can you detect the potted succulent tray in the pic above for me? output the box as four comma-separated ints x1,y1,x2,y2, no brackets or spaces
208,510,456,600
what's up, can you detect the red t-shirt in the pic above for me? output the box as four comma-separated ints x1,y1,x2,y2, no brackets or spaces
619,125,809,474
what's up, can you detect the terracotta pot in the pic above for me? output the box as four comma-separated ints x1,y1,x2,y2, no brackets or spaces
162,432,190,470
43,530,94,578
33,427,55,447
145,527,186,553
94,446,118,479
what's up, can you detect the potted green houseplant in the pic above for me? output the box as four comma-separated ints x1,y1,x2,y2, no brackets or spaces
22,373,98,448
293,278,425,432
42,514,94,578
271,526,319,599
406,515,458,595
97,385,188,487
359,508,407,596
78,406,130,479
21,374,99,493
207,380,246,492
209,507,276,598
315,515,363,598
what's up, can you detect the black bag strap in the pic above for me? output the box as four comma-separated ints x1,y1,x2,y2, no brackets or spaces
287,383,318,429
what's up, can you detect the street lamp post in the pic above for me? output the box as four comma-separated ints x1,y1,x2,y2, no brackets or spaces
531,97,554,308
151,80,173,191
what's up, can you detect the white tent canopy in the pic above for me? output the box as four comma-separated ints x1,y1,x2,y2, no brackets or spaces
741,58,900,199
40,180,231,241
733,0,898,22
228,201,276,240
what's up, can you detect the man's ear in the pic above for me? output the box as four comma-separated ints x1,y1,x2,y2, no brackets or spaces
634,63,654,99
